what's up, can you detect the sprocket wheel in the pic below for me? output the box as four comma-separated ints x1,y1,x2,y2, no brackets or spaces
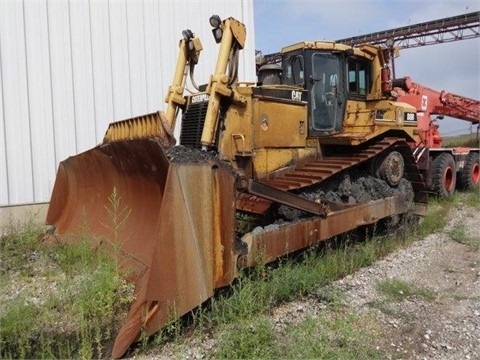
376,151,405,187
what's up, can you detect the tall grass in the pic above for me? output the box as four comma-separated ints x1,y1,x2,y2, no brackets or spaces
0,229,131,359
0,189,134,359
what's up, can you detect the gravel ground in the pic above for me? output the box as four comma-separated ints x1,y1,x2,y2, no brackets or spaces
334,201,480,360
134,197,479,360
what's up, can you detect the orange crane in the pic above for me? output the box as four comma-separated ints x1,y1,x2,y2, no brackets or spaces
389,77,479,197
392,77,479,148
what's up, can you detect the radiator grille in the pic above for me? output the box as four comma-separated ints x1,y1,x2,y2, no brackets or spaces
180,101,208,148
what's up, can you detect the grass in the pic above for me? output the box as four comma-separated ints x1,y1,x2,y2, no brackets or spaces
376,278,436,302
446,188,479,251
214,312,380,359
414,193,461,237
448,224,480,251
442,133,479,148
0,227,132,359
464,187,480,208
0,189,134,359
197,237,394,329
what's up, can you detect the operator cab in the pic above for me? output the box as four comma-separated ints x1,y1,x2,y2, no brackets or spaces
279,42,372,136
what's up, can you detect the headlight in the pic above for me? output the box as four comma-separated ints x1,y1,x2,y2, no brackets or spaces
182,29,193,41
209,15,221,28
212,27,223,43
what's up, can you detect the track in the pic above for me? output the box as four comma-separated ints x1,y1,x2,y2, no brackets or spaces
236,137,427,214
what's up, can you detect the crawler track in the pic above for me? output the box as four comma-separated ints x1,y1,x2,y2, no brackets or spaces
237,137,427,214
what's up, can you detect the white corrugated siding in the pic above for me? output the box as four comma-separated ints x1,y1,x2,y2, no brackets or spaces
0,0,256,206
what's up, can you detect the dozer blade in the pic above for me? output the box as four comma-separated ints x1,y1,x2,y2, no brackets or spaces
46,139,237,358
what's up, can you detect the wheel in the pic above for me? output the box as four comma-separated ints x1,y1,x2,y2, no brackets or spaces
458,152,480,191
376,151,405,186
431,153,457,198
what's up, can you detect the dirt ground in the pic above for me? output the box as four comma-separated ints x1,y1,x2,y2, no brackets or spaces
332,200,480,359
259,197,480,360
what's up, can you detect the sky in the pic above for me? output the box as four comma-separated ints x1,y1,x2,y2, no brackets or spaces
253,0,480,136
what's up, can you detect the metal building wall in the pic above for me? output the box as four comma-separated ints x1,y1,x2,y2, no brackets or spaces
0,0,256,206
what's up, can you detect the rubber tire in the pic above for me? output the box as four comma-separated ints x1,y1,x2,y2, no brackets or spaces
457,152,480,191
431,153,457,198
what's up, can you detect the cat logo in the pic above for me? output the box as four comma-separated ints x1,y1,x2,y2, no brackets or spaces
191,93,210,103
291,90,302,101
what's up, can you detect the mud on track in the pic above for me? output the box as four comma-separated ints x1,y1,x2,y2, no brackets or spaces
278,169,414,221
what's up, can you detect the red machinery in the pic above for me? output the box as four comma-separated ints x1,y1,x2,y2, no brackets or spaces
391,77,479,197
393,77,479,147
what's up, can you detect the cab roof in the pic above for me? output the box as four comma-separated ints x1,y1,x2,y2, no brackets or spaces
281,41,379,60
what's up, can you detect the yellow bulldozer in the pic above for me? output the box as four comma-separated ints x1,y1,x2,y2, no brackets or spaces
46,15,427,357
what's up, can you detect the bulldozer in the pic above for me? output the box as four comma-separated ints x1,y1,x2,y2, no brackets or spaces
46,15,428,357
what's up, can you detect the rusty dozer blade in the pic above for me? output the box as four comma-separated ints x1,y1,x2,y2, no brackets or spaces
46,138,237,358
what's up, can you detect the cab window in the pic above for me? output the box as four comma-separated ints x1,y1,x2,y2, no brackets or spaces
311,53,341,132
347,59,370,96
283,55,304,87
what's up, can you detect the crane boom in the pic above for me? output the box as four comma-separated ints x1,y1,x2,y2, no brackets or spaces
391,77,480,148
394,77,480,124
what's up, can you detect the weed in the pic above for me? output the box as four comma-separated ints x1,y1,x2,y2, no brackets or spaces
101,187,133,271
448,224,480,250
0,221,43,276
444,266,456,273
3,186,476,358
376,278,436,302
214,312,380,359
215,316,276,359
464,188,480,207
0,188,134,359
413,198,452,237
0,236,130,359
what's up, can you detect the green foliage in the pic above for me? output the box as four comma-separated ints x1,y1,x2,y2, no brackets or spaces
448,224,480,251
0,221,43,276
464,187,480,208
214,313,380,359
278,314,380,359
215,316,276,359
0,237,130,359
413,193,460,237
0,188,133,359
2,185,478,359
376,278,436,302
442,133,479,148
165,192,480,357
